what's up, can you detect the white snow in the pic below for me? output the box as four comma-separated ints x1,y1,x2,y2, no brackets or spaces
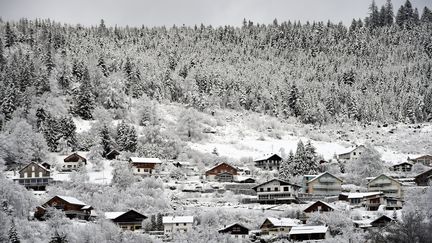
57,195,87,206
104,212,125,219
266,217,300,227
289,225,328,234
129,157,162,164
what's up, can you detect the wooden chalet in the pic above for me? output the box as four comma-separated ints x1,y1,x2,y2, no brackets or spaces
13,162,52,190
303,200,335,214
289,225,329,241
304,172,343,196
254,153,282,171
105,210,147,231
35,195,93,220
367,174,403,199
252,179,301,204
62,153,87,171
260,217,301,236
106,149,120,160
218,223,250,240
391,161,413,172
370,215,394,228
409,155,432,166
205,162,238,182
337,145,366,163
129,157,162,176
414,168,432,186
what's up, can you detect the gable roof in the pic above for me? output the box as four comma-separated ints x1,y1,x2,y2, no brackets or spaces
254,153,282,162
392,161,413,167
341,192,383,199
206,162,237,173
261,217,300,228
252,178,301,191
303,200,335,212
18,162,49,173
370,215,394,225
104,210,146,220
64,152,87,162
367,174,401,186
55,195,87,206
162,216,194,224
307,171,343,184
129,157,162,164
415,168,432,179
218,223,249,232
338,145,365,156
289,225,328,235
411,155,432,161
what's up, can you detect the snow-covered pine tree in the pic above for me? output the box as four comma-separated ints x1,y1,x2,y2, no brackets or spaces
279,150,293,181
0,38,5,70
288,83,300,117
116,121,128,151
156,213,163,231
60,117,77,151
8,220,20,243
5,22,16,48
125,125,138,153
304,140,319,174
74,67,95,120
49,231,68,243
290,140,308,176
100,125,112,158
0,83,17,120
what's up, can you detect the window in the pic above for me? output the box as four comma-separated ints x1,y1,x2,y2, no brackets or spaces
284,187,289,191
260,188,264,192
184,223,186,226
39,172,43,178
137,168,140,172
67,165,72,168
353,152,356,155
176,223,179,226
274,187,279,191
267,188,270,192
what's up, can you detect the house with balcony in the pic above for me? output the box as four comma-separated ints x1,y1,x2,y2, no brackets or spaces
62,152,87,171
254,153,282,171
367,174,403,199
129,157,162,176
391,161,413,172
205,162,238,182
260,217,301,236
13,162,52,191
105,210,147,231
252,179,301,204
289,225,329,241
409,155,432,166
218,223,250,240
162,216,194,239
35,195,93,220
337,145,366,163
304,172,343,196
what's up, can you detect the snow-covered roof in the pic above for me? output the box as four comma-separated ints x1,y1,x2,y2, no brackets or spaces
253,179,301,190
289,225,328,235
236,176,255,182
304,200,335,211
393,161,413,166
218,223,248,232
105,212,125,220
18,162,50,173
56,195,87,206
367,174,401,185
237,166,251,171
162,216,194,224
342,192,383,199
307,171,342,183
265,217,300,227
338,145,365,156
254,153,282,162
206,162,236,172
129,157,162,164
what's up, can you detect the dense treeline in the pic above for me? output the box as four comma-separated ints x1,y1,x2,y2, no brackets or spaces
0,0,431,128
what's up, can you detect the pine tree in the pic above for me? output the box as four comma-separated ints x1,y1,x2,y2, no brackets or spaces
0,38,5,70
279,150,293,181
290,140,308,176
156,213,163,231
43,116,62,152
116,121,128,151
383,0,394,26
8,221,20,243
59,117,77,151
304,140,319,174
288,84,301,117
74,68,95,120
150,215,157,231
5,22,16,48
125,126,137,152
367,0,381,28
0,83,18,120
49,231,68,243
97,56,108,77
421,7,432,23
100,125,112,158
396,0,416,27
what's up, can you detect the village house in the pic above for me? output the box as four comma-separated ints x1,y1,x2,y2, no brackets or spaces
367,174,403,199
391,161,413,172
35,195,93,220
205,162,238,182
409,155,432,166
106,149,120,160
236,176,256,183
289,225,329,241
337,145,366,163
370,215,394,228
62,152,87,171
129,157,162,176
303,200,335,214
104,210,147,231
237,166,251,176
254,153,282,171
414,168,432,186
13,162,52,191
260,217,301,236
252,179,301,204
218,223,250,240
162,216,194,238
303,172,343,196
339,192,384,207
